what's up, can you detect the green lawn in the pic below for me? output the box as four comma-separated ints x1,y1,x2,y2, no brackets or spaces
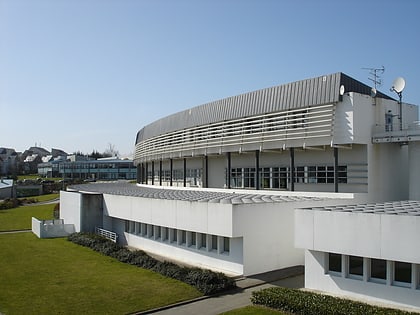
0,203,56,231
220,305,288,315
0,233,202,314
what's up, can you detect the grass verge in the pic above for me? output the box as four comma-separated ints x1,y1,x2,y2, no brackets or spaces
0,233,202,314
0,203,55,231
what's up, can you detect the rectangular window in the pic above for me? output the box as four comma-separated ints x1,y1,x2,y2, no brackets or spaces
172,229,177,243
162,227,168,241
211,235,218,251
244,168,255,188
308,166,317,183
394,262,412,285
327,166,334,183
155,226,161,239
279,167,287,189
181,230,186,245
223,237,230,253
272,167,280,188
201,233,207,249
317,166,326,183
191,232,196,246
295,166,305,183
141,223,147,236
349,256,363,277
328,253,342,273
125,220,130,233
370,259,387,282
338,165,348,183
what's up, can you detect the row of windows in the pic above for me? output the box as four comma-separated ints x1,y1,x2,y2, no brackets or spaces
328,253,420,289
229,165,347,189
61,163,134,169
144,165,348,190
124,220,230,255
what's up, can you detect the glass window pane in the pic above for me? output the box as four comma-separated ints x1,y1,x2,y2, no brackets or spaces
329,253,341,273
349,256,363,276
371,259,386,280
395,262,411,283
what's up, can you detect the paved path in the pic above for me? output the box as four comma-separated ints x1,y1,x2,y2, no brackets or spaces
137,267,304,315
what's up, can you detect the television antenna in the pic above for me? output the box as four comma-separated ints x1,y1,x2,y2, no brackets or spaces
362,66,385,90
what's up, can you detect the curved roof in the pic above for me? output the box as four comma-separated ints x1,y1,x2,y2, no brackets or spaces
136,72,393,144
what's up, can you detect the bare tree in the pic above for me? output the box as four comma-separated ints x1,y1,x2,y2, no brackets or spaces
104,143,119,157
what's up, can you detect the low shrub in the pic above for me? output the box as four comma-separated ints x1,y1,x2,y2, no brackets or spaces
68,232,235,295
0,198,39,210
251,287,417,315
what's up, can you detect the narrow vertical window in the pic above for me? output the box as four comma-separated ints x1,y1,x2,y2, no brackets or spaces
201,233,207,249
349,256,363,277
394,262,412,286
370,259,386,282
223,237,230,253
181,230,186,245
328,253,342,273
211,235,218,251
191,232,196,246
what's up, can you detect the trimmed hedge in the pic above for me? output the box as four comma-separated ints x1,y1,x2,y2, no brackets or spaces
251,287,417,315
68,232,235,295
0,198,38,210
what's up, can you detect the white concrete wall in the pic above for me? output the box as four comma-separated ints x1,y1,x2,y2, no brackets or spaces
368,143,409,202
32,217,75,238
60,190,82,232
234,197,361,276
233,202,303,275
295,209,420,264
103,194,233,236
408,141,420,200
304,250,420,310
125,233,243,275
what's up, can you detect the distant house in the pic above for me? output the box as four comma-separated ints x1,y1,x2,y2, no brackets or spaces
22,147,51,175
0,148,18,176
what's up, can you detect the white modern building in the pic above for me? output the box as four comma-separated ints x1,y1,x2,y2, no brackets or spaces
295,201,420,309
60,72,420,307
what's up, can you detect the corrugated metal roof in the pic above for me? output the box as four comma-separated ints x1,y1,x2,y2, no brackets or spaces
68,182,326,204
136,72,394,144
301,200,420,216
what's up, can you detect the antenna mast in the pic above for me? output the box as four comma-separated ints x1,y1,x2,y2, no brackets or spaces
362,66,385,90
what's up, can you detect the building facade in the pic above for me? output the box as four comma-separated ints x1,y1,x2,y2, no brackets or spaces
58,158,137,181
295,201,420,309
134,72,417,203
60,72,420,309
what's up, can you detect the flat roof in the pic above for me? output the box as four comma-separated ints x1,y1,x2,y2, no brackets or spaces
68,182,327,205
302,200,420,216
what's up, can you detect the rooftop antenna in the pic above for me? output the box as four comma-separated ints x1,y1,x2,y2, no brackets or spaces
362,66,385,100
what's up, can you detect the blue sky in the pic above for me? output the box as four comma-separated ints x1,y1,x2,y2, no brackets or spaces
1,0,419,156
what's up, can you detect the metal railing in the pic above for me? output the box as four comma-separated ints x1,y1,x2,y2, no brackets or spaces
95,227,118,243
372,122,420,143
